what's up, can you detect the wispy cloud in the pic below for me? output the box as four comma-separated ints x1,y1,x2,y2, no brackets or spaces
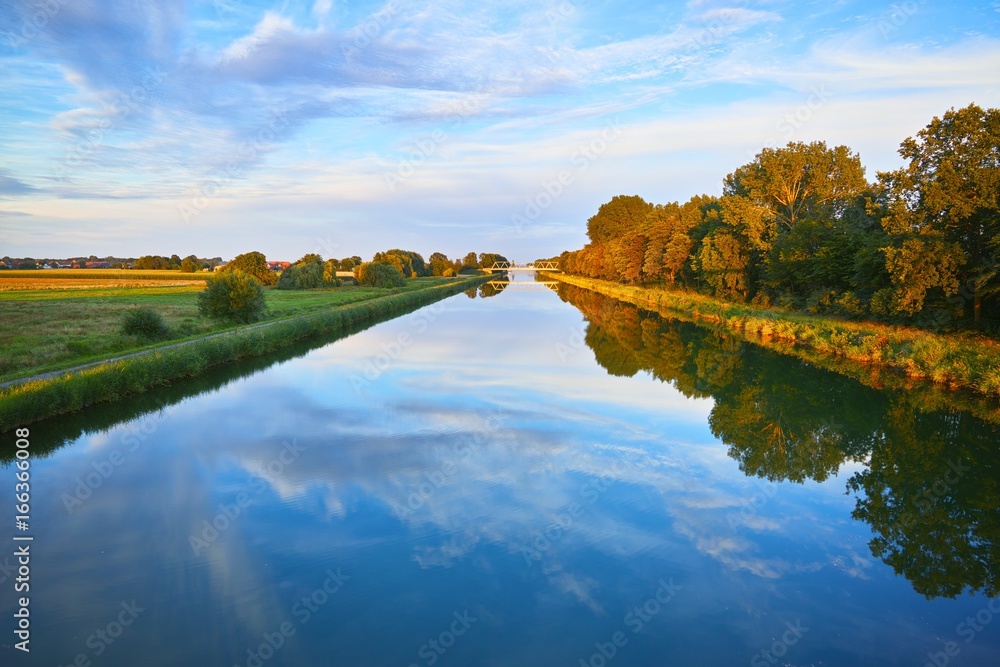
1,0,998,258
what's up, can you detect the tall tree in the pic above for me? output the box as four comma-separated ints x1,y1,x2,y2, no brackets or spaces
586,195,654,245
878,104,1000,324
722,141,867,252
226,251,276,285
697,229,751,301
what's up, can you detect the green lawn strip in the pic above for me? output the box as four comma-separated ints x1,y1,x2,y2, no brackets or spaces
553,274,1000,399
0,275,488,430
0,279,445,383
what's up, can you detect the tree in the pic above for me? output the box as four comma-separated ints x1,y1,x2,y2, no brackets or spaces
169,254,182,269
295,253,323,266
478,252,509,270
276,254,333,290
225,251,276,285
697,229,751,301
322,259,341,285
429,252,452,276
134,255,168,270
198,270,267,323
355,261,405,288
878,104,1000,324
586,195,654,246
180,255,200,273
618,232,647,284
462,252,479,268
722,141,867,251
372,249,428,278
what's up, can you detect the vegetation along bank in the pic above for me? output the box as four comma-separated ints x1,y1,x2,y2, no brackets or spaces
552,273,1000,403
0,274,489,430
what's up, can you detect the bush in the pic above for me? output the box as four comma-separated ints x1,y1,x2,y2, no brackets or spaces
121,307,169,339
354,261,406,288
198,270,266,323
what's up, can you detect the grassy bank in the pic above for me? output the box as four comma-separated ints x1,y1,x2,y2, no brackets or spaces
0,276,451,382
0,275,488,430
553,273,1000,398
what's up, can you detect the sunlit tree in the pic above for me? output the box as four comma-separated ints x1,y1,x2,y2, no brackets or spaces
878,104,1000,323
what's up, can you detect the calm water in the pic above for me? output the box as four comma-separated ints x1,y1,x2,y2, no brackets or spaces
3,279,1000,666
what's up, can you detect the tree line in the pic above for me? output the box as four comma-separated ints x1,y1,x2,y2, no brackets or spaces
559,104,1000,331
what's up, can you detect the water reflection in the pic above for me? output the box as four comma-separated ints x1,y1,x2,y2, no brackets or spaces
557,281,1000,600
1,282,999,665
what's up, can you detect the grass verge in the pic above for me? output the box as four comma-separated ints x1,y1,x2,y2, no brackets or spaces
552,274,1000,399
0,277,449,382
0,275,488,430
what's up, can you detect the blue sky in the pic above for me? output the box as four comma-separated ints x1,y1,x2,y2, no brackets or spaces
1,0,999,262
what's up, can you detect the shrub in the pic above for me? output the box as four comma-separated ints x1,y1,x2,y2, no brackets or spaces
355,261,406,288
121,307,169,339
198,270,266,323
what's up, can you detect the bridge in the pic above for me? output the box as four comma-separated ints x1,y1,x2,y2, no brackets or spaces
486,280,558,292
485,261,559,273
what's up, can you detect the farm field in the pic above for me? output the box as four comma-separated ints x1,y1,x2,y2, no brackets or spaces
0,268,215,281
0,271,451,383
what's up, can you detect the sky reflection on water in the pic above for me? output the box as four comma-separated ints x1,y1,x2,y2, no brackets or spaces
2,283,999,666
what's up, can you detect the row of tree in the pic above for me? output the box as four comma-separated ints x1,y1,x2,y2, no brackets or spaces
219,249,510,291
560,104,1000,330
133,255,205,271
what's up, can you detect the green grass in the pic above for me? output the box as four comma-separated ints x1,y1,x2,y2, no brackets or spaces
553,274,1000,399
0,277,457,383
0,275,489,430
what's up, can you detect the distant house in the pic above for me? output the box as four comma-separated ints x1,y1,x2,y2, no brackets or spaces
268,261,291,271
85,261,113,268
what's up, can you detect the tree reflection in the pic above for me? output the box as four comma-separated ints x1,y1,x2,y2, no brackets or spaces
558,282,1000,599
479,278,509,298
847,403,1000,598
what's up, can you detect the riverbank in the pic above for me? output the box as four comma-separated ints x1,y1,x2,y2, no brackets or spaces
0,274,457,382
552,274,1000,399
0,275,489,430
